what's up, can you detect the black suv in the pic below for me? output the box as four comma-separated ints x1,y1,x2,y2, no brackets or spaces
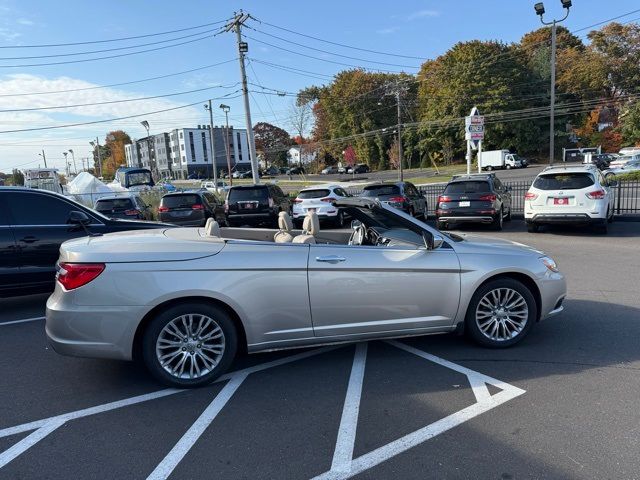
225,184,291,227
158,191,226,227
436,174,512,230
360,182,427,218
0,187,167,297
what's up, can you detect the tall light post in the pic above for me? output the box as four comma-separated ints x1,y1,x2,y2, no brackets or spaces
38,150,47,168
62,152,69,177
204,101,219,186
140,120,159,179
89,140,102,178
219,104,233,186
534,0,571,164
68,149,77,175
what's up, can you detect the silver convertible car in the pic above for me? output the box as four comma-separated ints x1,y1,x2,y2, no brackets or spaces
46,198,566,388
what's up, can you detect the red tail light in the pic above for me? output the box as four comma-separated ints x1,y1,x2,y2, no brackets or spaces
479,194,497,201
321,197,335,202
438,195,452,203
524,192,538,201
192,204,204,210
124,209,140,216
158,206,169,212
586,189,606,199
57,263,105,290
388,196,407,203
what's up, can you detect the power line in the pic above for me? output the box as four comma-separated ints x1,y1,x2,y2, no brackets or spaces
0,19,227,49
0,83,240,113
0,93,242,134
0,33,215,68
255,19,428,60
0,59,237,98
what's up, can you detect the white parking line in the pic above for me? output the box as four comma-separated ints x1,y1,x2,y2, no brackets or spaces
146,374,248,480
330,342,367,474
0,316,45,327
0,419,65,469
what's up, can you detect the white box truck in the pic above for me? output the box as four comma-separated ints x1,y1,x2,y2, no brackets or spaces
480,150,523,170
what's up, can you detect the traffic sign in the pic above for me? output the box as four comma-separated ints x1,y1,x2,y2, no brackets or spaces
465,107,484,141
465,115,485,125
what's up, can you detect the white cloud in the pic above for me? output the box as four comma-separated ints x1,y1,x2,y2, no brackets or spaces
376,27,399,35
16,18,33,26
406,9,439,21
0,26,19,42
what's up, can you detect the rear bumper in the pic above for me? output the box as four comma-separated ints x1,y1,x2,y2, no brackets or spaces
437,215,495,224
526,213,605,225
227,212,275,224
292,207,339,219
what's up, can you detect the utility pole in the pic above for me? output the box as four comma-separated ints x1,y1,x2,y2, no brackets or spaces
224,11,260,184
63,152,69,177
68,149,77,175
396,88,404,182
96,137,103,178
204,100,219,187
40,149,47,168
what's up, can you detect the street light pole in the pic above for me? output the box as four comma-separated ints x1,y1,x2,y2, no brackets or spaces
220,104,233,186
62,152,69,177
39,150,47,168
396,89,404,182
534,1,571,165
68,149,77,175
204,101,219,187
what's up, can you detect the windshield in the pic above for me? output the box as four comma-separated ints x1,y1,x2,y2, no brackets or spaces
298,189,330,199
228,186,269,202
361,185,400,197
444,181,490,194
161,194,200,208
533,173,595,190
95,198,134,211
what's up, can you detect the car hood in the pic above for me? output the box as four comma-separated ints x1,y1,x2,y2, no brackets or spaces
448,233,544,256
59,228,225,264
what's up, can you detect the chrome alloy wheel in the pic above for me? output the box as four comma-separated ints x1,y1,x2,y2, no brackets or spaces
155,314,226,380
475,288,528,342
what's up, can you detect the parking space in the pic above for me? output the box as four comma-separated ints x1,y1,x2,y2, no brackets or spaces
2,220,640,479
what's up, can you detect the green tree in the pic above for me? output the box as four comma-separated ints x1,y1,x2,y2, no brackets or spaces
253,122,292,167
620,102,640,146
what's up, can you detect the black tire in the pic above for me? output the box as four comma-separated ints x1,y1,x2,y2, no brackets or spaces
596,220,608,234
506,164,512,170
505,207,512,222
437,220,447,231
141,302,238,388
465,278,537,348
492,208,504,231
486,165,493,171
527,223,539,233
409,207,415,217
607,208,614,224
334,210,345,228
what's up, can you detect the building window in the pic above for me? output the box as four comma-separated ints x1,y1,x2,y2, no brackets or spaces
189,132,195,162
181,144,184,151
202,132,208,162
179,132,183,139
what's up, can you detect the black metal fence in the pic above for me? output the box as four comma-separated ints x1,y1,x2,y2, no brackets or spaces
348,180,640,215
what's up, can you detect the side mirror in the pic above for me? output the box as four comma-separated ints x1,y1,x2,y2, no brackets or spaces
351,219,362,230
68,210,90,226
423,231,443,250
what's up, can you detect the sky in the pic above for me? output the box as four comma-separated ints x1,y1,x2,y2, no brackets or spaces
0,0,638,174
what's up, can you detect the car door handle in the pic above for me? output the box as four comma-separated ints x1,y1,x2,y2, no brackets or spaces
315,255,346,264
19,236,38,243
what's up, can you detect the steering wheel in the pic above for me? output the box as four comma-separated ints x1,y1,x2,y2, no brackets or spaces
348,225,366,246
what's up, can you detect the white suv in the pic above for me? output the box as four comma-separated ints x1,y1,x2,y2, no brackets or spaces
524,165,615,233
293,184,350,227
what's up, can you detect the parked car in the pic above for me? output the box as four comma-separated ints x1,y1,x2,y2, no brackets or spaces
360,182,427,218
604,158,640,177
608,153,640,169
524,164,615,233
337,165,347,174
347,163,370,174
157,181,177,192
46,196,567,388
263,166,280,177
158,191,226,227
201,180,228,195
0,187,167,297
583,153,615,170
321,166,339,175
286,166,305,175
292,185,350,227
436,174,512,231
94,194,153,221
225,184,291,227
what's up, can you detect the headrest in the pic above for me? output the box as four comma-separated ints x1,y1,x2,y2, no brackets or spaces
205,220,221,237
302,210,320,236
278,211,293,232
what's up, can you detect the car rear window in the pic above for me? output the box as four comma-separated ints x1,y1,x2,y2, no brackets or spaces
298,189,330,199
361,185,400,197
533,173,595,190
444,181,491,194
95,198,134,211
161,194,200,208
228,186,269,202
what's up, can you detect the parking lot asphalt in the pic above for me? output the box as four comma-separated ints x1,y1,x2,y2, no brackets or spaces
1,220,640,479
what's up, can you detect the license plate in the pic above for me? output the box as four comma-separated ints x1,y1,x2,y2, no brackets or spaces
172,210,191,217
553,197,569,205
459,201,470,207
241,203,255,209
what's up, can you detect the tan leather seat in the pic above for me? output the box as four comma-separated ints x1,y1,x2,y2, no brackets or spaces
292,211,319,244
274,211,294,243
205,219,221,237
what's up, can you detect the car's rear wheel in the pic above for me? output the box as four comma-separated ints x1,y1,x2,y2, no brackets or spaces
506,164,512,170
505,207,512,222
142,302,238,388
466,278,537,348
334,210,345,228
437,220,447,230
492,208,504,230
527,223,539,233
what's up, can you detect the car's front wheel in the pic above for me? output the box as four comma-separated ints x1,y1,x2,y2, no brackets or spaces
142,302,238,388
465,278,537,348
